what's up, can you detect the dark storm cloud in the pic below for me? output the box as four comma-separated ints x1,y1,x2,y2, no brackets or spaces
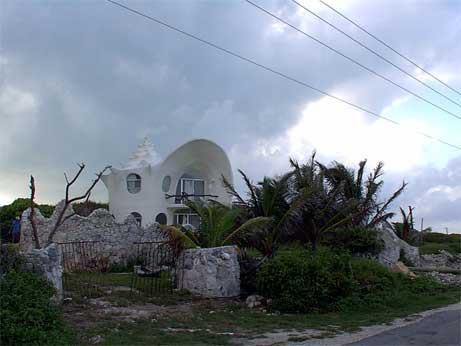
1,0,460,229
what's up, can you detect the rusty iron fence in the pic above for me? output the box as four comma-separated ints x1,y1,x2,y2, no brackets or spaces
130,241,184,296
57,241,110,298
58,240,184,299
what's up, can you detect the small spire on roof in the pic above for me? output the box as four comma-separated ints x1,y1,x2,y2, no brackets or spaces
121,137,162,169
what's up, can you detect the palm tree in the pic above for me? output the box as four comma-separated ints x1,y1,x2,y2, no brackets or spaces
222,170,304,257
317,159,407,227
393,206,415,241
288,153,353,251
160,199,271,249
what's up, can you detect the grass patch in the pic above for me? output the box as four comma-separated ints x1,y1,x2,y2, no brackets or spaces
67,287,460,345
420,242,461,255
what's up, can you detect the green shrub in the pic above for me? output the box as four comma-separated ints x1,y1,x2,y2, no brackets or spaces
0,244,25,273
257,248,447,314
349,257,397,294
0,271,74,346
322,227,384,255
257,247,354,312
422,232,460,244
0,198,54,242
419,242,461,255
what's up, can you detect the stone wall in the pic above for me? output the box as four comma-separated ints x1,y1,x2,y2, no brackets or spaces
420,251,461,270
177,246,240,298
376,222,420,267
21,200,164,264
23,243,63,303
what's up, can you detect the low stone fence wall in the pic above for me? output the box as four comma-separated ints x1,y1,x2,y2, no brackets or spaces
22,243,63,303
21,201,164,265
177,246,240,298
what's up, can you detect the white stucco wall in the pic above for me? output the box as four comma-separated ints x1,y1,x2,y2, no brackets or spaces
101,139,233,226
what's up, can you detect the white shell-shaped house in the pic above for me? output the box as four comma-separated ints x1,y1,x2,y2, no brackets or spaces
101,138,233,227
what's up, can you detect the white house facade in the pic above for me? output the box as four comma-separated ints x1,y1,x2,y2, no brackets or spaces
101,138,233,227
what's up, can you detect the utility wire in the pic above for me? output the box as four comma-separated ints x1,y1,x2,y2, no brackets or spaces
104,0,461,151
316,0,461,96
291,0,461,108
245,0,461,121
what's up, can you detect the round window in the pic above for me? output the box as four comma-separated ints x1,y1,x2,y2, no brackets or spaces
127,173,141,194
155,213,167,225
162,176,171,192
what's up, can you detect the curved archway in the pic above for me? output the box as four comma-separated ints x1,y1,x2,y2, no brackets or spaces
155,213,167,225
130,212,142,226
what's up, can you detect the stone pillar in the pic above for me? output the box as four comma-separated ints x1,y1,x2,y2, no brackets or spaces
23,243,63,303
177,246,240,298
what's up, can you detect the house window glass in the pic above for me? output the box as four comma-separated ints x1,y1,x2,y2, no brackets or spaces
174,211,200,229
155,213,167,225
127,173,141,194
174,178,205,203
162,176,171,192
131,212,142,227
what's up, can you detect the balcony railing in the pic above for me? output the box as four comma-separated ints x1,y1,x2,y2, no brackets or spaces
165,193,218,205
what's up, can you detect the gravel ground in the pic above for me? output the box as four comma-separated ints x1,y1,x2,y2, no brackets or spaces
235,303,461,346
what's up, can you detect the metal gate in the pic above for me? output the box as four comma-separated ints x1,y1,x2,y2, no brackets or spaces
130,241,182,296
58,241,109,298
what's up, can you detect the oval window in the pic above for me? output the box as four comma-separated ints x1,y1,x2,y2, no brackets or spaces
162,176,171,192
155,213,167,225
127,173,141,194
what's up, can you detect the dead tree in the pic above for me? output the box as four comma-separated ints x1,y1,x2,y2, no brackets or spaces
29,175,41,249
45,163,111,246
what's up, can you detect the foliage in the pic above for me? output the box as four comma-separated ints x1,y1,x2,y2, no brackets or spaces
321,227,384,255
419,232,461,254
0,244,25,273
257,247,354,312
223,170,299,257
72,200,109,217
161,199,271,249
257,247,447,313
0,271,75,346
0,198,54,242
419,242,461,255
392,206,415,242
287,154,353,252
317,159,406,228
226,153,407,256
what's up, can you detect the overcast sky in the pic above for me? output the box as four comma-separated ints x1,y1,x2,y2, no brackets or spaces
1,0,460,233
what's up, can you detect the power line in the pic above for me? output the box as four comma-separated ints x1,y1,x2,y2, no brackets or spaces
290,0,461,108
316,0,461,97
245,0,461,121
104,0,461,151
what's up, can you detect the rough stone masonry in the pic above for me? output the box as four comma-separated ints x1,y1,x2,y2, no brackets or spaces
177,246,240,298
21,200,163,264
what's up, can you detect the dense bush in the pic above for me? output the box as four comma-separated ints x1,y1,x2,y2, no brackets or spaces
419,232,461,254
257,248,446,313
257,247,354,312
0,198,54,242
322,227,384,255
0,271,74,346
422,232,460,244
73,200,109,217
0,244,25,273
420,242,461,255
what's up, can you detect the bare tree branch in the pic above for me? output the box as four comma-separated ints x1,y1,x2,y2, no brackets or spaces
46,164,111,246
29,175,41,249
